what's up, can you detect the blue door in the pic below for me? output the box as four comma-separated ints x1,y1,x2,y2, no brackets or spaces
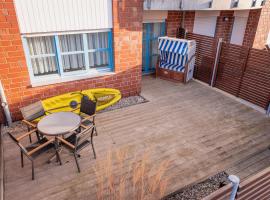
142,22,166,74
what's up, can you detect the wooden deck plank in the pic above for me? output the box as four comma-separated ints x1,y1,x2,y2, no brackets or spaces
3,76,270,200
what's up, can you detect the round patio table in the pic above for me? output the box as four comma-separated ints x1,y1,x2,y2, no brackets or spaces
37,112,81,164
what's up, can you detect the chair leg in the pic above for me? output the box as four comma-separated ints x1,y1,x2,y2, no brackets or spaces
31,161,35,180
54,138,62,165
91,128,96,159
28,134,32,143
93,117,98,136
74,153,81,173
36,132,41,142
27,127,32,143
20,150,24,168
94,126,98,136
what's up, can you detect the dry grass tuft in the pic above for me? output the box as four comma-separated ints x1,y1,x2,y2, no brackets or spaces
94,148,171,200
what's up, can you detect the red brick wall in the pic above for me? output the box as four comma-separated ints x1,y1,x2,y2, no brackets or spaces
0,0,143,120
166,11,195,37
242,9,261,47
214,11,235,43
253,0,270,49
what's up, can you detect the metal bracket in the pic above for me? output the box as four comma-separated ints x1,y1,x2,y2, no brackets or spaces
229,175,240,200
266,103,270,116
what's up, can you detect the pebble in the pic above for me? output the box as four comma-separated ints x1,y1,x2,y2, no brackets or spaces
164,172,229,200
99,95,148,113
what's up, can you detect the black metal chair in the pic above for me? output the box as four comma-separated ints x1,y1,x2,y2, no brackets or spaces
7,132,54,180
79,96,98,136
62,125,96,172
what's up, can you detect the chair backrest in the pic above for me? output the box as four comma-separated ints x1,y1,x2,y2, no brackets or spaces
75,126,94,150
158,37,189,66
20,101,45,122
80,96,96,116
167,53,188,66
7,132,29,156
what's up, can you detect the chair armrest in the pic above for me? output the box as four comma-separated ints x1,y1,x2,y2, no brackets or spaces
57,137,75,149
16,129,38,141
28,138,54,156
184,54,196,83
81,114,96,123
22,120,36,128
80,124,94,130
186,54,196,66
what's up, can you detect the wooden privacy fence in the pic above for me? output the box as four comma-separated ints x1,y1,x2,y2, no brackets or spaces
187,33,217,85
187,33,270,111
203,166,270,200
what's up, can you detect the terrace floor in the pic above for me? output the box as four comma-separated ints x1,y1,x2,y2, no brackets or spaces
3,76,270,200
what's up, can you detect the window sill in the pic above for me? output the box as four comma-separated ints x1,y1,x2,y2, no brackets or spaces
30,70,115,87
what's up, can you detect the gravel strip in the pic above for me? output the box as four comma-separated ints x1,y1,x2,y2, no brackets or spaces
164,172,229,200
99,95,148,113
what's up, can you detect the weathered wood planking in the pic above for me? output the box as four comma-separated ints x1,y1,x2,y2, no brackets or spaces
3,77,270,200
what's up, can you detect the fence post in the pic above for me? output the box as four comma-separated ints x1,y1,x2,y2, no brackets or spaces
236,47,251,97
0,81,12,126
210,38,223,87
267,103,270,116
229,175,240,200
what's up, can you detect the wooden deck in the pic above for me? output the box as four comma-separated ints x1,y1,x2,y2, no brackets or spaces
3,76,270,200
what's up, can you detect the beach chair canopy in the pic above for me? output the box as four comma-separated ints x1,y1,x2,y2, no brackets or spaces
158,37,189,73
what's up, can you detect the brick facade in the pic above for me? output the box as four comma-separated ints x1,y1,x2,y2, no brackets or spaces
214,11,235,43
166,11,195,37
0,0,143,120
252,0,270,49
242,9,261,47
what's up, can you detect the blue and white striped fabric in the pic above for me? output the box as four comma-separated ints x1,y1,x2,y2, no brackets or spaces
160,61,185,72
158,37,189,73
158,37,188,55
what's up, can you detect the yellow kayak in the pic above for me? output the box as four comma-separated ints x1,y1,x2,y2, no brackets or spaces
41,88,121,114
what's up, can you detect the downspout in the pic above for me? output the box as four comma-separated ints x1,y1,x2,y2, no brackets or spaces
0,81,12,126
180,0,185,28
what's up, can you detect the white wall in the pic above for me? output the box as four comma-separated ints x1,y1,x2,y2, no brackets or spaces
193,11,219,37
267,32,270,48
230,10,249,45
14,0,113,34
144,0,264,10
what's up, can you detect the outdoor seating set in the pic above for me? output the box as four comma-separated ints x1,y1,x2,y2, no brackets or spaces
8,95,97,180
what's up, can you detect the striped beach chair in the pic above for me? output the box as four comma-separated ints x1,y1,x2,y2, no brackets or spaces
156,37,196,83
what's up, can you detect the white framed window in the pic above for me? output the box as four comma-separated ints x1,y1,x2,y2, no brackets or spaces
230,11,249,45
193,11,219,37
22,30,114,86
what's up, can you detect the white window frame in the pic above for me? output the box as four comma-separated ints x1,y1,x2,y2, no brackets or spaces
22,29,114,87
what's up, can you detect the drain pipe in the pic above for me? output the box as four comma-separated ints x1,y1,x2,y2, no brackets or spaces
0,81,12,126
229,175,240,200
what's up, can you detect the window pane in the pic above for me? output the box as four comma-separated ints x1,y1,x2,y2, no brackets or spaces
27,36,55,55
31,57,58,76
62,54,85,72
87,32,108,49
59,34,83,52
89,51,109,68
